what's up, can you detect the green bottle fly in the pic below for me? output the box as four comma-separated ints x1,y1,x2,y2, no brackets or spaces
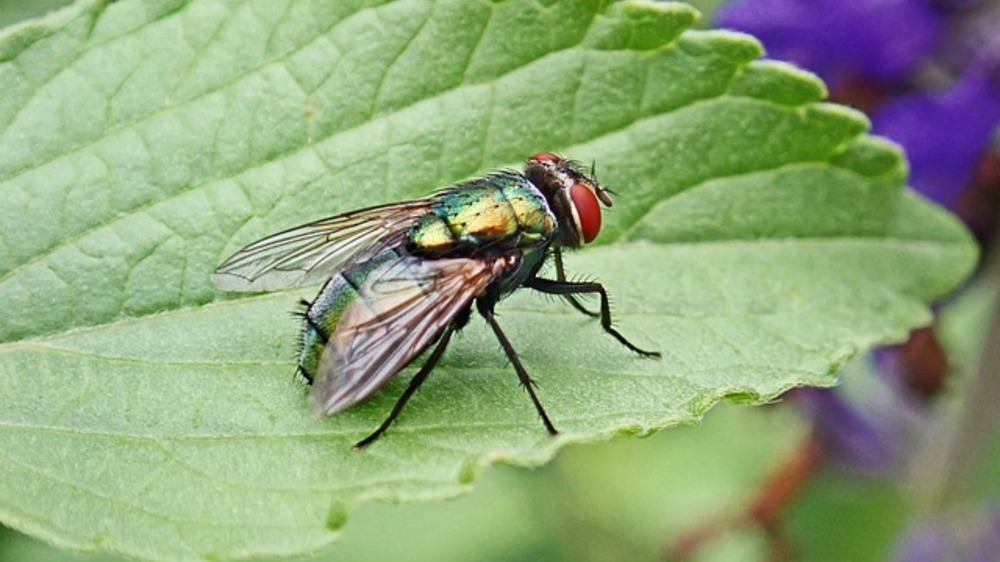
213,153,658,448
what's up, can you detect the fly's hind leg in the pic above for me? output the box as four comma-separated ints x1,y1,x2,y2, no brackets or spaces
355,325,456,449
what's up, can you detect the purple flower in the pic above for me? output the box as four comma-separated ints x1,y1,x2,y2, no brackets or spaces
717,0,942,85
893,505,1000,562
893,518,950,562
792,387,901,474
939,4,1000,86
968,507,1000,561
872,72,1000,207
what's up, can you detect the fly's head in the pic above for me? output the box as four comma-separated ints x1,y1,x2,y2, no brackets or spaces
525,152,613,248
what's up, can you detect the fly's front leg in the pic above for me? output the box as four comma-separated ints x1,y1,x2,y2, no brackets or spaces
553,248,599,318
525,276,661,358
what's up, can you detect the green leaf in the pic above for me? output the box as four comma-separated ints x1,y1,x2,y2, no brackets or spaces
0,0,976,561
0,402,807,562
0,0,73,29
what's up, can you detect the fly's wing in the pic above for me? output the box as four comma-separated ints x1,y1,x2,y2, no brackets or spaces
212,201,432,292
310,254,507,415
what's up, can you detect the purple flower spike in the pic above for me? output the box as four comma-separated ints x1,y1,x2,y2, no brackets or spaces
716,0,942,85
872,72,1000,207
792,387,898,474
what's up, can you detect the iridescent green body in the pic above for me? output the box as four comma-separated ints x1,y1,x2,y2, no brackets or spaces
298,248,403,381
298,172,557,383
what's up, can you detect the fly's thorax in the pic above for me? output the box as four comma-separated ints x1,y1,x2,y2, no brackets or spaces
500,179,556,243
524,153,613,248
408,173,556,256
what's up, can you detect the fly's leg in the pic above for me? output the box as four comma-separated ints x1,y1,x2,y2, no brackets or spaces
526,277,661,358
478,300,559,436
553,249,598,318
355,325,456,449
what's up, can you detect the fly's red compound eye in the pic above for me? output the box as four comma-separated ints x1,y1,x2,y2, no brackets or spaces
570,182,602,244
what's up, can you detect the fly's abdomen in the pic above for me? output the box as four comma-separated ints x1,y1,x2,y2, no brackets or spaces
409,172,556,255
297,248,403,382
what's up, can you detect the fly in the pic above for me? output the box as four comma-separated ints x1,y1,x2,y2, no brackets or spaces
213,153,660,448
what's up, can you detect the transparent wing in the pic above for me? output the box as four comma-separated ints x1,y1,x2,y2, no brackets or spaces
212,201,432,292
310,254,507,415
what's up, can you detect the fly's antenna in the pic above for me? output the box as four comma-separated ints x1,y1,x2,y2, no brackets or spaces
589,160,615,207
